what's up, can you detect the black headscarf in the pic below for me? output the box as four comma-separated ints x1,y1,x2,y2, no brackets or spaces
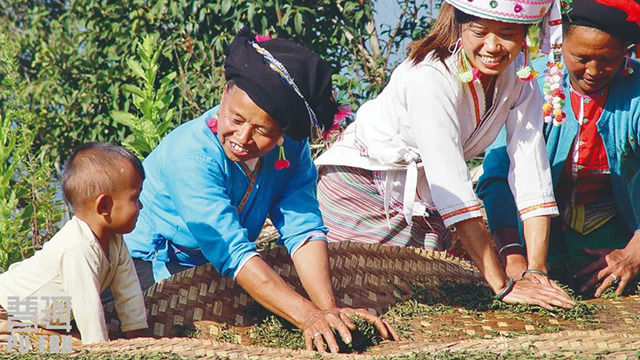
564,0,640,44
224,29,338,141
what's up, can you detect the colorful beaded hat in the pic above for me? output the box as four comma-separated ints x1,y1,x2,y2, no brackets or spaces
445,0,555,24
447,0,565,123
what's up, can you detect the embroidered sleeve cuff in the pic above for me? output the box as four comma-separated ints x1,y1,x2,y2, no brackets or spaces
285,231,327,256
290,232,328,257
440,203,483,227
517,198,559,222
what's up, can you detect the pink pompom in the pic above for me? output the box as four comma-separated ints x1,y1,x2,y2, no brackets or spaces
321,105,351,141
333,105,351,126
471,68,482,82
207,116,218,133
255,34,272,42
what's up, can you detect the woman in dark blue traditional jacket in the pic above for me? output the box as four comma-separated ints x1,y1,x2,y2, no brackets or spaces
479,0,640,297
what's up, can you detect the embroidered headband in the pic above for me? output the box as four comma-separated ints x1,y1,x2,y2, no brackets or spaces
249,41,323,141
224,29,338,141
445,0,555,24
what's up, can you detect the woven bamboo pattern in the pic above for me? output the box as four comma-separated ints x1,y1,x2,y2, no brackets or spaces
104,242,482,338
76,329,640,359
63,242,640,357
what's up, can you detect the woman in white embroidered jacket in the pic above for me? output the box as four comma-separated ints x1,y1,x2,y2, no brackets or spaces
316,0,575,307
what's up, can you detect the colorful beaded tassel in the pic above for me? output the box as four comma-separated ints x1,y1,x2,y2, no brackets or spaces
458,49,481,83
516,42,538,81
542,60,566,126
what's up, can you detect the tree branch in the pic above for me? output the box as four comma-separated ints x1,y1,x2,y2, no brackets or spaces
383,0,410,66
275,0,283,24
366,18,381,60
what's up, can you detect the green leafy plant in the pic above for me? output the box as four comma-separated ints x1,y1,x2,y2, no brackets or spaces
0,33,61,271
211,322,241,344
2,0,442,166
338,315,384,353
112,35,177,158
250,315,305,350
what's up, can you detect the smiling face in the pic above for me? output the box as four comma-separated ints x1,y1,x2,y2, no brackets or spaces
562,25,626,95
461,18,526,83
217,83,284,162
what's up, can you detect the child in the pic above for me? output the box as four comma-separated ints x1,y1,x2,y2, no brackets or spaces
0,142,148,344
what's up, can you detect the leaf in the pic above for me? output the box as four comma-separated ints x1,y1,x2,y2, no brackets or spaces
221,0,232,15
247,3,256,22
281,8,293,25
123,84,145,99
127,59,146,80
294,11,303,34
344,2,357,13
111,111,139,127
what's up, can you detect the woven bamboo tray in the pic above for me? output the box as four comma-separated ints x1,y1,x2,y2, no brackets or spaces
76,328,640,359
5,242,639,358
103,242,482,338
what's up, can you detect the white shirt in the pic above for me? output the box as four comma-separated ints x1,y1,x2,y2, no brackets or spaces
316,53,558,227
0,217,147,344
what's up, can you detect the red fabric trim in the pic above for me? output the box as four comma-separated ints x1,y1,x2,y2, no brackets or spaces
518,201,557,216
237,161,262,214
467,83,482,125
441,205,482,220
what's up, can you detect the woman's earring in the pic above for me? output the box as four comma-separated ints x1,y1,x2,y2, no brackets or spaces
517,41,538,81
274,137,290,170
620,55,634,77
458,49,481,83
449,38,462,54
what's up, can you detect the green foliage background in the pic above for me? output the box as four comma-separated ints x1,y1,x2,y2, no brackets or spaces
1,0,439,164
0,0,440,269
0,33,61,271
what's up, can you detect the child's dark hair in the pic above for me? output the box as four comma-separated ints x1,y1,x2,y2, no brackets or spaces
62,143,145,210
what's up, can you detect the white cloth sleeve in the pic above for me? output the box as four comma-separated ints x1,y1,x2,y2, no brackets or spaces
505,80,559,220
110,239,148,333
406,66,483,227
59,245,109,344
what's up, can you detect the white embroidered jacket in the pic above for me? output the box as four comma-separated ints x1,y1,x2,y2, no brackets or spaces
316,53,558,227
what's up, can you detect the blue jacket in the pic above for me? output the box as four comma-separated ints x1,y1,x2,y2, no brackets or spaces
125,107,328,281
478,58,640,235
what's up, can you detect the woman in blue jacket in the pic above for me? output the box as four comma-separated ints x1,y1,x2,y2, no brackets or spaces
124,30,397,353
479,0,640,298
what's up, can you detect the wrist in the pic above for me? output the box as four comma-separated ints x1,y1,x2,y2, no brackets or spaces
485,273,510,294
527,260,548,273
493,276,516,300
501,247,526,263
504,254,527,279
298,305,323,329
314,296,337,311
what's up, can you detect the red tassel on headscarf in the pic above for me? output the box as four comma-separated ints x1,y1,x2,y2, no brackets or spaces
595,0,640,26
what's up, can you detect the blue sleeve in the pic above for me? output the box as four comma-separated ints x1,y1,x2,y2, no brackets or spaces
270,141,328,255
476,127,521,233
162,156,258,278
